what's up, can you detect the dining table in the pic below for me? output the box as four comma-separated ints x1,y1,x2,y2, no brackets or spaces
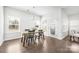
21,29,44,47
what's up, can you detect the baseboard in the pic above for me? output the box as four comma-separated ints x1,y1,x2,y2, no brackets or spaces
0,40,4,46
62,35,69,40
5,37,22,41
45,35,68,40
45,35,61,40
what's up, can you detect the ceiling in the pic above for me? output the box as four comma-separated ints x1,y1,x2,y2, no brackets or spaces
64,6,79,15
8,6,79,16
8,6,58,16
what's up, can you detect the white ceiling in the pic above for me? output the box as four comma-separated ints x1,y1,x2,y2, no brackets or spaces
8,6,58,16
8,6,79,16
64,6,79,15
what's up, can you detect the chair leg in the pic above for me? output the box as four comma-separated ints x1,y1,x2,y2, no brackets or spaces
33,38,35,44
26,39,27,44
38,36,40,40
23,38,26,47
78,37,79,40
35,36,37,41
25,36,28,43
73,36,75,41
27,38,30,46
43,34,45,39
34,35,36,41
21,37,23,42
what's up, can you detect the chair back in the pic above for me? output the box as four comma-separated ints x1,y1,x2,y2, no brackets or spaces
28,30,35,38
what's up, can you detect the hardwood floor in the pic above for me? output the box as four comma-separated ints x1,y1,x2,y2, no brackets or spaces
0,36,79,53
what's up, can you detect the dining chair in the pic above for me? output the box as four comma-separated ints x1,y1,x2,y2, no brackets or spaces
21,33,28,46
38,30,45,39
27,30,35,46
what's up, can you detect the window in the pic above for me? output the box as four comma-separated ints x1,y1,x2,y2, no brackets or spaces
8,16,20,32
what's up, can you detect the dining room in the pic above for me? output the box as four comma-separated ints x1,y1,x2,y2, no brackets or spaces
0,6,79,53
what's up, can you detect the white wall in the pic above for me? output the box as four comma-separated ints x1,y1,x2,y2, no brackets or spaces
61,9,69,38
21,15,40,32
4,6,69,40
4,7,21,40
41,8,69,40
69,14,79,35
0,6,4,45
4,7,40,40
